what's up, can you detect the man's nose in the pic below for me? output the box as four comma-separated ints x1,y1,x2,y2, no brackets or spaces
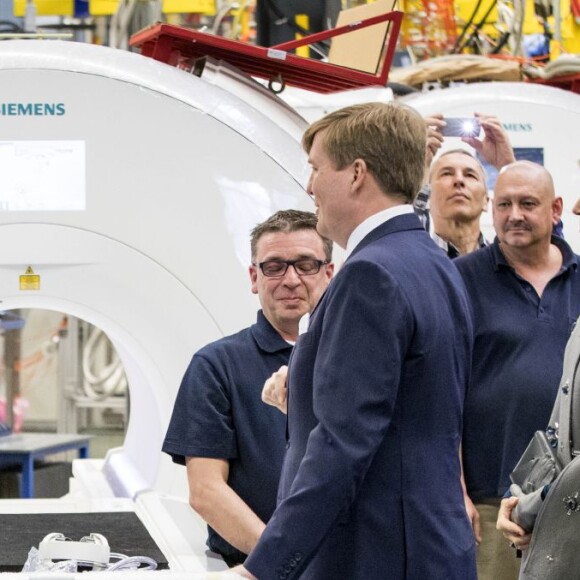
453,172,465,185
507,204,524,221
282,265,302,285
573,197,580,216
306,174,315,199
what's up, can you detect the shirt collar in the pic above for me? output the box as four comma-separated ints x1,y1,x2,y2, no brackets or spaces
251,310,294,354
431,231,488,259
345,205,414,259
491,235,579,272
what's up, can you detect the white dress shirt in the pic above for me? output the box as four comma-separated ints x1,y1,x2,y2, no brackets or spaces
344,204,414,260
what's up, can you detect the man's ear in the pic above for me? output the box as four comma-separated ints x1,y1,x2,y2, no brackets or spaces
351,159,367,192
249,265,258,295
325,262,335,281
552,196,563,224
482,194,490,213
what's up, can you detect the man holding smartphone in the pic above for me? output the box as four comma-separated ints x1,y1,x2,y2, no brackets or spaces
416,113,515,258
414,114,515,577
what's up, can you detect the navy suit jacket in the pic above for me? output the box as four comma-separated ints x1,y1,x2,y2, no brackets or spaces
245,213,477,580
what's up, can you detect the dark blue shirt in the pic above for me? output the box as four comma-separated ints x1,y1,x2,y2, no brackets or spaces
455,237,580,500
162,310,292,562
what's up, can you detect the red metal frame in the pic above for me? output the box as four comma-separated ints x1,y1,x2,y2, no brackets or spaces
129,11,403,94
526,74,580,96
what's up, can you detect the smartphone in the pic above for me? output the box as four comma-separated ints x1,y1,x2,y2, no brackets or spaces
440,118,481,138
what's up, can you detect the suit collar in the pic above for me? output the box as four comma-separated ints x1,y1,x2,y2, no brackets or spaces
345,204,414,259
309,212,424,323
349,213,425,259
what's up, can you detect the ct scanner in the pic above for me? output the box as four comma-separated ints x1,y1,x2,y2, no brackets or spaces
2,36,580,578
0,39,313,575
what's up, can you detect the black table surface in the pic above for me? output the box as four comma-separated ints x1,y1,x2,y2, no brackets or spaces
0,511,169,571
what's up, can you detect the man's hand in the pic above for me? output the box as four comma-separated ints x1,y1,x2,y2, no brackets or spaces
262,365,288,414
464,492,482,544
227,565,257,578
423,114,445,182
462,113,515,170
497,496,532,550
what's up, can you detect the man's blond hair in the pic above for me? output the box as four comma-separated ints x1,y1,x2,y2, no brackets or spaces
302,102,426,203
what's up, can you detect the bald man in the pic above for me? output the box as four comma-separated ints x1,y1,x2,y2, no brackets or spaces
454,161,580,580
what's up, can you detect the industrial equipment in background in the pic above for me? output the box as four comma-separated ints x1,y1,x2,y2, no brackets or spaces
7,0,580,79
0,311,127,437
0,36,312,573
0,0,579,575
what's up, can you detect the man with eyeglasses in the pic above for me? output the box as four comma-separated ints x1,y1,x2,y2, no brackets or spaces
162,209,333,568
233,102,476,580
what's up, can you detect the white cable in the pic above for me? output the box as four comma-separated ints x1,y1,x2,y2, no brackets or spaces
118,0,139,50
524,55,580,78
109,0,121,47
496,1,514,37
511,0,526,57
110,0,138,49
83,328,117,385
211,2,235,35
108,552,157,571
82,327,127,400
33,534,157,572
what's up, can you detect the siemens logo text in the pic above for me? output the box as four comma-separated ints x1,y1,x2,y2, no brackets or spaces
0,103,66,116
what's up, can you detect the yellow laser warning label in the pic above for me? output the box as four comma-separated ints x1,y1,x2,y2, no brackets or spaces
20,266,40,291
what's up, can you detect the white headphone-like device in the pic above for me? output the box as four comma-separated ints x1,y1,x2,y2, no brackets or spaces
39,533,111,570
37,533,157,571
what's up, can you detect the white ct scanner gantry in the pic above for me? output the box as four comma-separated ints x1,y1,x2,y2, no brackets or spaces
0,39,313,574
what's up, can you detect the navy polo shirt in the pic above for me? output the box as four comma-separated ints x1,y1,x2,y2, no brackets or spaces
163,310,292,562
455,236,580,500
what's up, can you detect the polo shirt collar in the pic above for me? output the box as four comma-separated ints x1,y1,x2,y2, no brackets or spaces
491,235,579,272
251,310,294,354
431,231,488,259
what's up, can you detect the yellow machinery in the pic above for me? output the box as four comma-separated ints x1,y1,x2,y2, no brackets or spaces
11,1,580,72
13,0,74,16
397,0,580,58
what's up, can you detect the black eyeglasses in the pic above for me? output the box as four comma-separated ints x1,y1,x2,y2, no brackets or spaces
256,258,329,278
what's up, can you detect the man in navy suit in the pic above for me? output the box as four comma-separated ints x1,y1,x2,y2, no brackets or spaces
233,102,477,580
